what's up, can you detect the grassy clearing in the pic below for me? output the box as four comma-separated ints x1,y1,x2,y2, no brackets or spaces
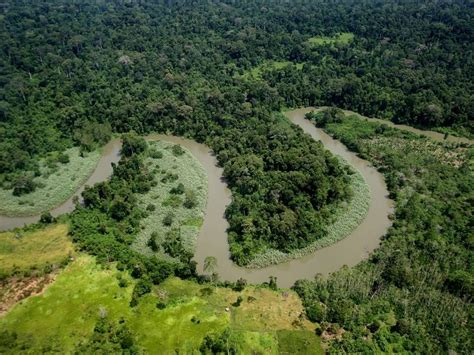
240,60,305,80
306,32,354,47
1,255,322,353
0,224,73,275
246,166,370,268
131,140,207,261
0,147,101,217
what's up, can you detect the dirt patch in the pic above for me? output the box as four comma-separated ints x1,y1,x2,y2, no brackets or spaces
0,272,58,315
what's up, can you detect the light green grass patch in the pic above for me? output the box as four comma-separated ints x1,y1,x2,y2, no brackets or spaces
0,224,73,274
0,147,101,217
246,165,370,268
0,255,135,352
240,60,305,80
307,32,354,47
132,140,208,261
277,330,324,355
1,257,322,353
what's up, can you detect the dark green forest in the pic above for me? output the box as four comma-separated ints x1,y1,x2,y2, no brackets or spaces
295,109,473,352
1,0,473,352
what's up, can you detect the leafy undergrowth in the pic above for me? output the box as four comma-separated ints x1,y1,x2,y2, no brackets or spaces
0,224,73,275
0,147,101,216
246,166,369,268
0,255,323,353
131,140,207,261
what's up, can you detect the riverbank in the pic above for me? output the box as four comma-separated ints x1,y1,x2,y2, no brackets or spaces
301,106,473,144
0,147,101,217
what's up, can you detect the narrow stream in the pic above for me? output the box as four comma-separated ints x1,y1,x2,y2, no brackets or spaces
0,111,394,288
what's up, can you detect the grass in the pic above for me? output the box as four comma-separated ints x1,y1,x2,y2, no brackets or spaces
0,147,101,217
239,60,305,80
1,255,322,353
0,224,73,275
132,140,208,261
246,166,370,268
306,32,354,47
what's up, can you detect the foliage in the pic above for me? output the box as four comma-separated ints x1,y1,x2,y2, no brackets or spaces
130,140,207,263
295,111,473,353
0,147,101,216
245,162,369,268
0,256,321,353
70,134,196,285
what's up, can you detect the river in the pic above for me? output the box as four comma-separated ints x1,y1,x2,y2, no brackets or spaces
0,111,394,288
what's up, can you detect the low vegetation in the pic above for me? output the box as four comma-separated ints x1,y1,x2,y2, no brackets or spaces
246,165,369,268
0,224,73,276
0,255,322,353
132,140,207,262
294,109,473,353
239,61,305,80
0,148,101,217
306,32,354,47
0,223,73,315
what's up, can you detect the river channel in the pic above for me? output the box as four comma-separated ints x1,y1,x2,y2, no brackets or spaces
0,110,394,287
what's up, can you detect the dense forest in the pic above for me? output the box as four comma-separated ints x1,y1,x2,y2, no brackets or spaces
295,109,473,352
1,0,473,352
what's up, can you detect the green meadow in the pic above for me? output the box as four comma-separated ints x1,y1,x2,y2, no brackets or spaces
240,60,305,80
1,254,322,353
0,224,73,275
0,147,101,217
306,32,354,47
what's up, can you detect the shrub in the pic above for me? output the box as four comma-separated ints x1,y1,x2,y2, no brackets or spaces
12,175,36,196
171,145,185,156
163,212,174,226
170,183,185,195
39,212,54,224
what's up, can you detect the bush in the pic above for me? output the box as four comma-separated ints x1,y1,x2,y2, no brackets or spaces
170,183,185,195
39,212,54,224
163,212,174,226
171,145,185,156
12,175,36,196
58,153,70,164
183,190,197,208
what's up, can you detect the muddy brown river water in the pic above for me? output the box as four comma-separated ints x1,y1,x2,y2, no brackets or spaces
0,110,395,287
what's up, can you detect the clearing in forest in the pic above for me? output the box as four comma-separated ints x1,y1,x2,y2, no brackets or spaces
0,255,323,354
0,224,72,274
306,32,354,47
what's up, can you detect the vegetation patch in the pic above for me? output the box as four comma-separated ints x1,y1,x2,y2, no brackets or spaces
246,166,369,268
306,32,354,47
0,256,322,353
0,224,73,276
239,60,305,80
131,140,207,262
0,147,101,217
294,110,472,353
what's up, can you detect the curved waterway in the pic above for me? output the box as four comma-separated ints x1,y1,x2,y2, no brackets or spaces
0,139,122,232
193,109,393,288
0,117,393,288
